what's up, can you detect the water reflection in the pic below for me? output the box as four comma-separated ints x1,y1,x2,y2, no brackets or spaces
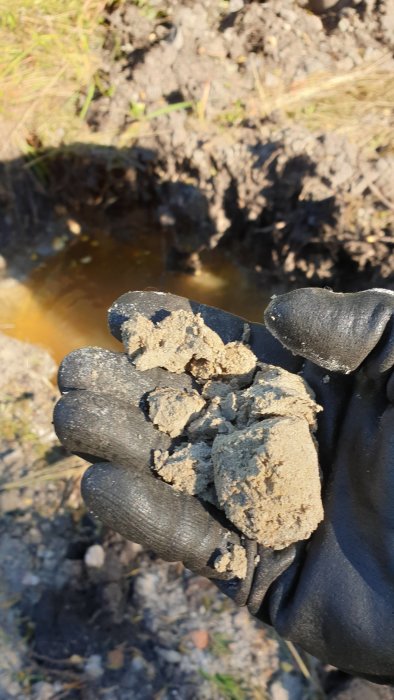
0,229,270,364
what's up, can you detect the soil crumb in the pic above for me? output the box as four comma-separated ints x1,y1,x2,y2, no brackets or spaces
236,365,320,429
122,310,257,381
214,544,247,581
153,442,213,495
132,310,323,572
148,387,206,437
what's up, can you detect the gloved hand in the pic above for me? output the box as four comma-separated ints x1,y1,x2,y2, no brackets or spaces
54,288,394,684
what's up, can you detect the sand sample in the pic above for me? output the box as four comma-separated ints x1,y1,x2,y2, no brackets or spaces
122,310,323,578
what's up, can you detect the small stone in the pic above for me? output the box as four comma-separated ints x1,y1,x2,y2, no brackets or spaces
69,654,84,665
84,544,105,569
5,680,21,697
338,17,350,31
188,629,210,649
22,572,40,586
158,649,182,664
67,219,81,235
229,0,244,10
270,680,290,700
52,236,66,251
270,673,305,700
32,681,55,700
84,654,104,679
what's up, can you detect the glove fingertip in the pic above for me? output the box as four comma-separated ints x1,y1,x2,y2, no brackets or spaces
108,291,189,341
81,462,106,511
265,289,357,373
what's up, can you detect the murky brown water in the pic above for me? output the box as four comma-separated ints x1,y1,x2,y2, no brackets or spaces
0,228,270,364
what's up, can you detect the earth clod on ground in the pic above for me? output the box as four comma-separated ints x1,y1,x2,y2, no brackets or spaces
125,309,323,574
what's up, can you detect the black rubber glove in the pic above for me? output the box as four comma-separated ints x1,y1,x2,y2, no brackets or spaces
54,289,394,684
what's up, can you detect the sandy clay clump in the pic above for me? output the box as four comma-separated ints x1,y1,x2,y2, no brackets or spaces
122,309,324,577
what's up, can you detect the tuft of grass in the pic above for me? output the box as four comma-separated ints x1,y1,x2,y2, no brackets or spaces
200,671,250,700
1,2,392,170
118,100,194,145
0,460,86,491
131,0,163,21
209,632,232,657
252,59,394,154
0,0,107,154
216,99,246,127
0,393,39,446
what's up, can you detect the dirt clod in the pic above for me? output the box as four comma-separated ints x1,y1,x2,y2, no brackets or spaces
153,442,213,495
138,310,323,572
212,418,323,549
235,365,321,429
213,544,248,580
148,387,206,437
122,309,257,381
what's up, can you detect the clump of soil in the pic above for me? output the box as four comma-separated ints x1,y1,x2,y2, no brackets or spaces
213,417,323,550
213,543,248,581
122,309,256,381
148,387,205,437
154,441,212,494
124,310,323,576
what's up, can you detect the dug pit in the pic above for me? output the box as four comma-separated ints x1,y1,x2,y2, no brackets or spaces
122,309,324,578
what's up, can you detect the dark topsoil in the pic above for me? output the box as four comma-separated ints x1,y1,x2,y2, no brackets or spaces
1,1,394,698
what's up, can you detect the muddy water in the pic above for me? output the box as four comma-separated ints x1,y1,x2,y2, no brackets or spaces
0,228,270,365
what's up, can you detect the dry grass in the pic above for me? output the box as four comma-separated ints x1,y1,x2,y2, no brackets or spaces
252,59,394,154
0,2,393,161
0,0,107,155
0,459,85,491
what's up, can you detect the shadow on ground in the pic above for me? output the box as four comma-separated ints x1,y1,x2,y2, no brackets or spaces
1,140,391,290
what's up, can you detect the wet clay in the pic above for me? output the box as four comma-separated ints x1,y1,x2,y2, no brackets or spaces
123,311,323,576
